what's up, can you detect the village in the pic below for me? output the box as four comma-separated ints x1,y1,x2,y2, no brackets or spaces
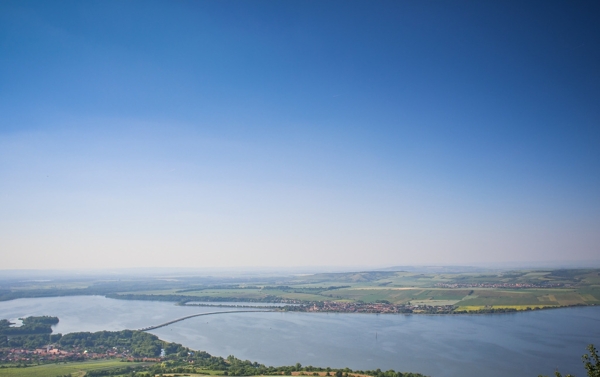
434,282,567,289
0,345,161,364
285,301,456,314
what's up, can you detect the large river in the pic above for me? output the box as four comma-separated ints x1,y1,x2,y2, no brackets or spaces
0,296,598,377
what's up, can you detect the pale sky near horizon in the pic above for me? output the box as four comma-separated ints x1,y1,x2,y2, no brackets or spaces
1,1,599,269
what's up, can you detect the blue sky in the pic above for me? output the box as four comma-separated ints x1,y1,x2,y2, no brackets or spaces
1,1,599,269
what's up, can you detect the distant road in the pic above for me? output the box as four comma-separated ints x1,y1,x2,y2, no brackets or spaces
140,310,274,331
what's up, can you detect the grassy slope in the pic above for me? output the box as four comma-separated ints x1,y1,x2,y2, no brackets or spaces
0,360,148,377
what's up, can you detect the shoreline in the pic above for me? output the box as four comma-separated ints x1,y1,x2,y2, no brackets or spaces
179,301,593,315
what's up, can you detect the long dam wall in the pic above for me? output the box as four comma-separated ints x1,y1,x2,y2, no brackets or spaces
140,310,274,331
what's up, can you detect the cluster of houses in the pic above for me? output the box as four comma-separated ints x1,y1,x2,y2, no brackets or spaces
435,282,566,288
0,345,127,363
296,301,455,314
1,344,166,364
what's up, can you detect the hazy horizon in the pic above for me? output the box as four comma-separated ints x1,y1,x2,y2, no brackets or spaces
1,1,599,270
3,259,600,274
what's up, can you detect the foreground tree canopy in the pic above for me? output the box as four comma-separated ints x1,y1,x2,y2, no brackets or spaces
539,344,600,377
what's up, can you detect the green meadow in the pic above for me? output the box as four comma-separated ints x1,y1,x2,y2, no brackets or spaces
0,360,148,377
2,269,599,312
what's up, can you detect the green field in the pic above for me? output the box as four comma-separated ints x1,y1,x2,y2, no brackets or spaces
178,288,329,302
113,271,600,311
0,360,148,377
2,268,600,312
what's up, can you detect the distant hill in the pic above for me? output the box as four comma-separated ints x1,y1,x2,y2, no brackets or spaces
372,266,492,274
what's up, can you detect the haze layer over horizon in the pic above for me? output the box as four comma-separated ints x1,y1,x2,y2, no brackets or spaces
1,1,599,269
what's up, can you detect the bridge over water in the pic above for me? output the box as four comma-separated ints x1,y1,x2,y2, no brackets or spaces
139,310,275,331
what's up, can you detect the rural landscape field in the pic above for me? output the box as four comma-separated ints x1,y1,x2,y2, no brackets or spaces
1,267,600,377
0,360,150,377
2,268,599,312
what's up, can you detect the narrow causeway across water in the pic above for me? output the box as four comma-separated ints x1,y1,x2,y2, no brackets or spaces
139,310,274,331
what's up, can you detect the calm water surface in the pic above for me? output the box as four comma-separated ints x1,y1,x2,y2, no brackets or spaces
1,296,598,377
0,296,253,333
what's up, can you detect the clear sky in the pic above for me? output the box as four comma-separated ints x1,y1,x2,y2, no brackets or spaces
1,0,599,270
